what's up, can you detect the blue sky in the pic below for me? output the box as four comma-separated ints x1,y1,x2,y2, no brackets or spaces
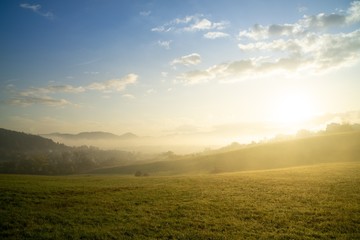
1,0,360,144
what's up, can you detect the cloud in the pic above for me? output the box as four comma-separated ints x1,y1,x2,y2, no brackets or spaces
5,74,139,107
152,14,228,33
20,3,41,11
87,74,138,92
157,40,172,50
176,70,211,85
177,29,360,84
9,95,72,107
204,31,230,39
192,1,359,85
46,85,85,93
239,23,299,40
20,3,54,19
347,1,360,23
239,1,360,40
7,84,82,107
171,53,201,66
298,6,308,13
238,30,360,69
19,85,85,96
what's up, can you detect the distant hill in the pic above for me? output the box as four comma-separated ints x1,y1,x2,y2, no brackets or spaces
43,131,138,140
0,128,67,152
90,131,360,175
0,128,141,175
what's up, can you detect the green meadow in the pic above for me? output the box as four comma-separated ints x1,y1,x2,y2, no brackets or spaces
1,162,359,239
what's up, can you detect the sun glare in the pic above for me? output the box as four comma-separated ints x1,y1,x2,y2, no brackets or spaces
271,92,314,124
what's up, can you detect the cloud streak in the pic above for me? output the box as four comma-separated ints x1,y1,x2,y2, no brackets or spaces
171,53,201,66
6,74,138,107
204,31,230,39
152,14,228,33
20,3,54,19
9,96,72,107
87,74,138,92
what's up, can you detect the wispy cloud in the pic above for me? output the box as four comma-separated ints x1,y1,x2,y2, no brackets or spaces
20,3,54,19
157,40,172,50
152,14,229,33
171,53,201,66
5,74,138,107
239,1,360,40
204,31,230,39
176,70,211,85
9,95,72,107
177,29,360,84
176,1,360,85
87,74,138,92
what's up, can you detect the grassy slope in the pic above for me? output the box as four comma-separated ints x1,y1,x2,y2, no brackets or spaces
91,131,360,175
1,162,359,239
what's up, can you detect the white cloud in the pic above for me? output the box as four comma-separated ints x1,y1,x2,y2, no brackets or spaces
171,53,201,66
238,30,360,69
176,2,360,86
157,40,172,50
238,39,302,52
20,3,54,19
204,31,230,39
239,1,360,40
177,29,360,84
152,15,228,33
185,18,212,31
20,3,41,12
346,1,360,24
87,74,138,92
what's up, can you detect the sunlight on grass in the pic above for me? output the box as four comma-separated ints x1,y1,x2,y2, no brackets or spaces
1,162,359,239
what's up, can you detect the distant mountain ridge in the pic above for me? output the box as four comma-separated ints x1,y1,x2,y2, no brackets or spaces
43,131,138,140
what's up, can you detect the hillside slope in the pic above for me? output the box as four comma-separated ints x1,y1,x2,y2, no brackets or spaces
91,131,360,175
0,128,67,152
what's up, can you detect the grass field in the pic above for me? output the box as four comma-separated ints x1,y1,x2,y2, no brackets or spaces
1,162,360,239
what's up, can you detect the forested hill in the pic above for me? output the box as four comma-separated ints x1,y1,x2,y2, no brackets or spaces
0,128,67,152
0,128,139,175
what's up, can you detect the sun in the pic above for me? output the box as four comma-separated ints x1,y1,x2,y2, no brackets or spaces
271,92,314,125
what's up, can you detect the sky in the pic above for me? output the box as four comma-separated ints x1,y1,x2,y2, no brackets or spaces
1,0,360,144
